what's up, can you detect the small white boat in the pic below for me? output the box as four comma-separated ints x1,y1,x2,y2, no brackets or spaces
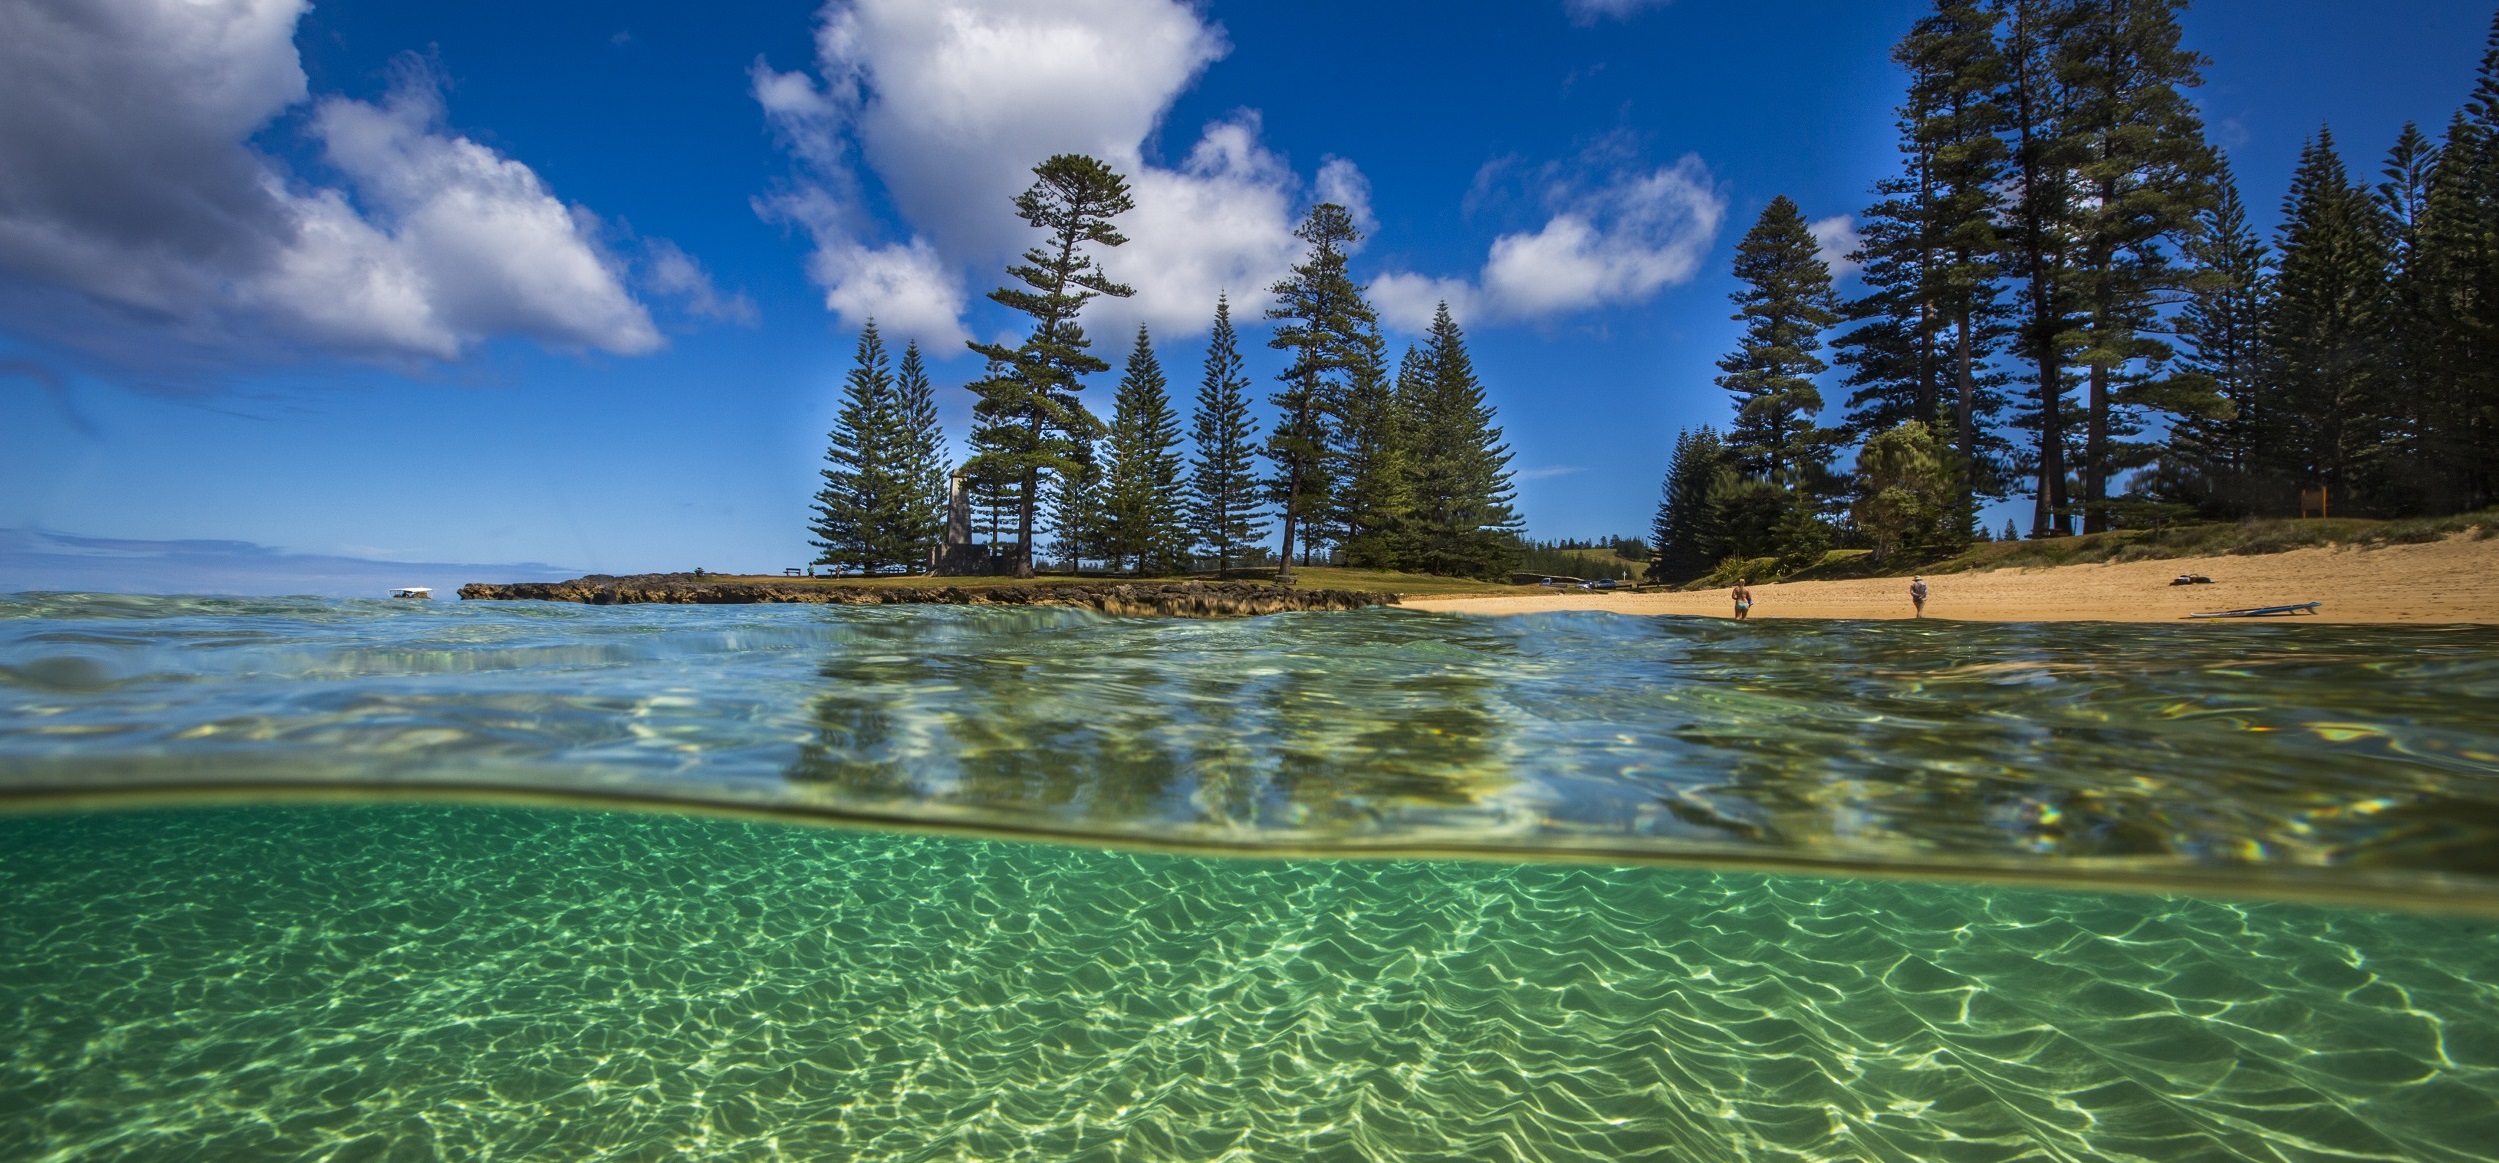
389,587,433,600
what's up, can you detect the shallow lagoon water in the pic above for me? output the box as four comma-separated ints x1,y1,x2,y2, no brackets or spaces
6,806,2498,1162
3,594,2499,1159
5,594,2498,898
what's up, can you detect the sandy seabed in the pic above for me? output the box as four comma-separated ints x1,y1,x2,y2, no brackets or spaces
1402,534,2499,624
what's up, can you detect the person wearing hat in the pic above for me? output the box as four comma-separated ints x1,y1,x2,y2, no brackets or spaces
1909,575,1929,618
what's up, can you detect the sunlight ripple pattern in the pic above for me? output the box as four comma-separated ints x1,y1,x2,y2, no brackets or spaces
2,806,2494,1162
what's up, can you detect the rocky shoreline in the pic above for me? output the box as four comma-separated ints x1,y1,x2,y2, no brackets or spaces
456,575,1398,617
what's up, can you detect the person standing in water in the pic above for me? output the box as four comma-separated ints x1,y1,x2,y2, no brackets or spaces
1731,579,1753,620
1909,575,1928,618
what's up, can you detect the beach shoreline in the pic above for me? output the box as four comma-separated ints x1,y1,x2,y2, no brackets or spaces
1399,534,2499,624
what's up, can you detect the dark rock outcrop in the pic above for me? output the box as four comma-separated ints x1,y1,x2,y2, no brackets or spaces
456,575,1397,617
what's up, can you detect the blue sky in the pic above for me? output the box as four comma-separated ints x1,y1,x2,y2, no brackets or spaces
3,0,2492,582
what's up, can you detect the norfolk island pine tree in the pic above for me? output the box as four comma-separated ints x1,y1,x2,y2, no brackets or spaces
1718,196,1845,561
1102,325,1190,575
1265,203,1374,583
1187,295,1267,578
890,339,950,571
963,154,1136,579
810,322,906,574
1401,303,1524,580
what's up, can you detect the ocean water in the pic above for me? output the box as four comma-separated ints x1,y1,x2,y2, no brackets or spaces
4,594,2498,1159
3,806,2495,1162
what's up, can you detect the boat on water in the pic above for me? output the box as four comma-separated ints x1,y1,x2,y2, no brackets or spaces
388,587,432,600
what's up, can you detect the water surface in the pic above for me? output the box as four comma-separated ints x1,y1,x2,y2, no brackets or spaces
5,594,2499,904
3,805,2493,1162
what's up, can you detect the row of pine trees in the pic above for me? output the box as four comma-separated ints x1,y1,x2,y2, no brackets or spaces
1655,0,2499,580
810,158,1526,582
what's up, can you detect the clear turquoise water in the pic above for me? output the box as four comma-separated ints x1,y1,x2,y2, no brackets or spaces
3,805,2495,1162
5,594,2499,899
4,594,2499,1158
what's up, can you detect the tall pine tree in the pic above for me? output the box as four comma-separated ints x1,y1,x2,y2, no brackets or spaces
1265,203,1374,581
2161,165,2271,514
810,323,908,574
1402,304,1524,579
1331,324,1411,569
2060,0,2216,532
1839,0,2012,532
1998,0,2087,536
2264,129,2393,508
963,154,1136,578
1649,427,1728,581
1101,326,1189,575
1720,197,1845,503
2376,122,2443,510
2435,14,2499,510
890,340,950,571
1187,296,1267,577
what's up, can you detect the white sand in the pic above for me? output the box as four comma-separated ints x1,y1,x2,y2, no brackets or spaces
1401,534,2499,624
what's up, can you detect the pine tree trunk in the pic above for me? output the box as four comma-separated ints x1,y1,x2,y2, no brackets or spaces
1955,315,1977,513
1915,153,1939,428
2084,359,2108,533
2031,328,2067,538
1015,460,1038,579
1276,459,1299,584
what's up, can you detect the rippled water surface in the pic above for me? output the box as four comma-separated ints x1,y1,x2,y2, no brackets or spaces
6,593,2499,900
5,595,2499,1159
2,805,2494,1162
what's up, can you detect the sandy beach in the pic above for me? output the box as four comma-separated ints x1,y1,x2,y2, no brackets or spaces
1401,534,2499,624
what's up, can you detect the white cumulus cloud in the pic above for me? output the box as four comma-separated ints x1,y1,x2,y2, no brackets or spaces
0,0,665,364
1809,214,1862,278
756,0,1357,344
1375,154,1726,331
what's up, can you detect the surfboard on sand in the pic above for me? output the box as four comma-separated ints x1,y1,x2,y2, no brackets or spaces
2184,601,2322,619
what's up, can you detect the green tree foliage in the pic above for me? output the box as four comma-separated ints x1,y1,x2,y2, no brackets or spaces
2158,166,2271,513
1047,450,1104,571
1401,304,1524,579
1648,427,1727,581
1331,325,1411,569
1264,203,1375,580
1997,0,2087,537
1713,196,1845,568
2060,0,2217,532
1840,0,2013,533
963,154,1136,578
1770,495,1832,574
1186,296,1267,576
809,323,919,575
1852,421,1964,561
2264,130,2392,503
890,340,950,569
1720,196,1845,496
1707,474,1788,565
1100,326,1190,575
2377,121,2443,511
2412,15,2499,512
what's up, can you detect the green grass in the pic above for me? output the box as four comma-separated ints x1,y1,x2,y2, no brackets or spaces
1652,510,2498,590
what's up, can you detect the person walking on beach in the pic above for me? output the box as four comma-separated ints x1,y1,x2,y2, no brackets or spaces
1909,576,1928,619
1731,579,1753,621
